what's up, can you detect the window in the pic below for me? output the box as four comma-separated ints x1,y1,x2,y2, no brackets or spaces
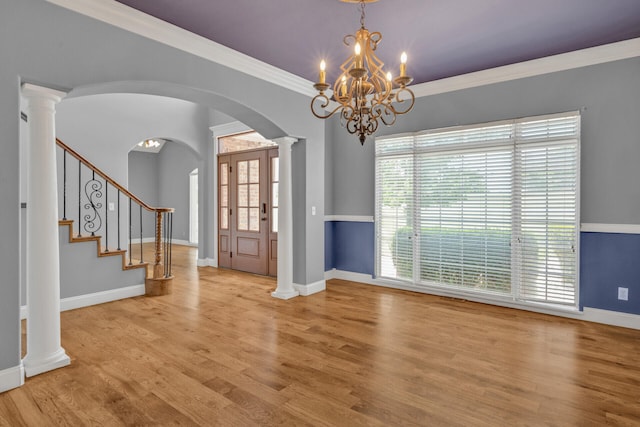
375,112,580,308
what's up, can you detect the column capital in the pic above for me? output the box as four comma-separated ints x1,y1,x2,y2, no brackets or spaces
273,136,298,147
21,83,67,104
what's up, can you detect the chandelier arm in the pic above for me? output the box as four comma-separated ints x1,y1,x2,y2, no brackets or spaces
310,93,347,119
391,87,416,115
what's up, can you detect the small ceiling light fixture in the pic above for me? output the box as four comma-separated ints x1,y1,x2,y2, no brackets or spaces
138,139,161,148
311,0,415,145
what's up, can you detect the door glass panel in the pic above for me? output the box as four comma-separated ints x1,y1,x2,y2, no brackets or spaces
249,208,260,231
220,208,228,229
238,207,248,230
272,157,279,181
249,184,259,207
221,186,228,207
272,208,278,233
238,185,248,206
249,159,259,183
271,156,279,233
220,162,229,230
272,183,279,207
221,163,228,185
238,161,248,184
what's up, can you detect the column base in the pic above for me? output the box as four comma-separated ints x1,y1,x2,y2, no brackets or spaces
145,276,173,296
23,348,70,377
271,289,300,300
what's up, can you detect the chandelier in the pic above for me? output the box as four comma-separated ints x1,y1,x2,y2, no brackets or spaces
310,0,415,145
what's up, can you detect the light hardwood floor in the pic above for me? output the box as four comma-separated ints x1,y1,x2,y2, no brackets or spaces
1,244,639,426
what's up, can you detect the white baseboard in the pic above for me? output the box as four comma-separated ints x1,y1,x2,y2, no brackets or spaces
582,307,640,329
325,269,640,330
173,239,198,247
129,238,197,246
294,280,326,296
21,284,146,319
129,237,155,244
0,364,24,393
197,257,217,267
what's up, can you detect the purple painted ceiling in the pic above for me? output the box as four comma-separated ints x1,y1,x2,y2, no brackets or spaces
115,0,640,86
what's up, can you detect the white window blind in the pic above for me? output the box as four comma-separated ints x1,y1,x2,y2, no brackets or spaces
375,112,580,308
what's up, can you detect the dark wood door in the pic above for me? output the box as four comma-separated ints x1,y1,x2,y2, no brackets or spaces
218,148,277,276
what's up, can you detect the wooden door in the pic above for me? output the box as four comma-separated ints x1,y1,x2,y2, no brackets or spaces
218,148,277,276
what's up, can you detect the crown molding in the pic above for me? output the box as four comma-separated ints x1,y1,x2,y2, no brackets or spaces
411,38,640,98
45,0,316,97
46,1,640,101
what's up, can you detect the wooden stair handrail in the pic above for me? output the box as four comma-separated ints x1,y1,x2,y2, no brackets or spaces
56,138,174,214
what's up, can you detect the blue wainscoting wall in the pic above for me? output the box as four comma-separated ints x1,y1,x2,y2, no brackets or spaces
580,232,640,315
326,220,640,316
325,221,374,275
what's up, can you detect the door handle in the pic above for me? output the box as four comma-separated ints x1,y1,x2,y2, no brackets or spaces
262,203,267,214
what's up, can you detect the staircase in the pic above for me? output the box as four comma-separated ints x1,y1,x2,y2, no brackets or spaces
56,139,174,295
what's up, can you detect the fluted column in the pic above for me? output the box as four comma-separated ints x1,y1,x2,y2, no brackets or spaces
271,137,299,300
21,83,70,377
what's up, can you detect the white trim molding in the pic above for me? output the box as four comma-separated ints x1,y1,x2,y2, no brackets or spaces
0,364,24,393
325,269,640,330
45,1,640,101
411,38,640,99
21,284,145,319
46,0,315,97
197,258,217,267
324,215,374,222
294,280,326,296
581,223,640,234
582,308,640,330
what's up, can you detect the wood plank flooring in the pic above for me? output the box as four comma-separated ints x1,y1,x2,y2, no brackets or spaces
1,244,640,426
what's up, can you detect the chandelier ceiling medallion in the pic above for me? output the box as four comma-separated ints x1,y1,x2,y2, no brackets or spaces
311,0,415,145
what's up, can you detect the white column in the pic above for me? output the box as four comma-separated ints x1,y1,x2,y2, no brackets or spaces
272,137,299,300
21,83,70,377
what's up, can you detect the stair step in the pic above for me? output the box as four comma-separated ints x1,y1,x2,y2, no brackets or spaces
59,218,149,279
98,249,127,257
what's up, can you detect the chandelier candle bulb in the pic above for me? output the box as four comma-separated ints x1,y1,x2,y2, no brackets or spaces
355,42,362,68
340,76,347,97
319,60,326,84
400,52,407,77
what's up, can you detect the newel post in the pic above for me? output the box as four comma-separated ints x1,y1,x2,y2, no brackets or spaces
145,209,174,296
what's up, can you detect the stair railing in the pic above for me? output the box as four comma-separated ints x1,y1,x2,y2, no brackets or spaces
56,139,174,284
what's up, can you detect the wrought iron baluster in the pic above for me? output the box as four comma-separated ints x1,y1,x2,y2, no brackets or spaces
128,198,132,265
163,212,168,278
104,181,109,252
168,212,173,277
62,149,67,220
77,160,81,237
83,170,103,236
117,190,121,251
139,205,143,263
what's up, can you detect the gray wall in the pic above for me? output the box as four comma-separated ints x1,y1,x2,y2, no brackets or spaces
128,151,159,239
328,57,640,226
1,0,324,374
128,143,200,242
157,143,199,242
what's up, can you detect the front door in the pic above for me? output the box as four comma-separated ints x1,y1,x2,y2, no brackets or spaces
218,148,278,276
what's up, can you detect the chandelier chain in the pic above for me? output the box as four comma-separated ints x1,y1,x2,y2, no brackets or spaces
360,1,366,28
